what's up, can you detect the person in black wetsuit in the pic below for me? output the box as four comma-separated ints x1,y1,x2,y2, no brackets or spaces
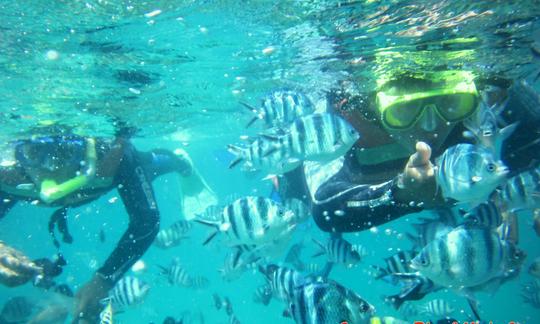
0,132,203,323
279,71,540,234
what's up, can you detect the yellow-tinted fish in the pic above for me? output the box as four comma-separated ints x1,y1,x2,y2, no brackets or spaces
533,209,540,237
99,300,113,324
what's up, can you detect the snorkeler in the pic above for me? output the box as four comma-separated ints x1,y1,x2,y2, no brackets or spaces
0,130,216,323
277,70,540,233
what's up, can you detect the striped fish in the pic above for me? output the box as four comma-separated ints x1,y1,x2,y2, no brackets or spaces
227,136,301,174
522,280,540,308
497,166,540,210
398,302,419,320
462,200,504,228
190,275,210,290
312,237,364,267
160,261,194,288
410,225,522,289
528,257,540,279
287,279,374,324
382,272,439,310
436,143,509,204
285,198,311,223
99,300,113,324
229,314,242,324
219,247,260,282
154,220,192,249
259,264,307,302
106,276,150,308
407,217,453,249
273,113,360,163
420,299,454,318
241,89,315,128
372,249,417,279
252,284,273,306
195,196,296,247
0,296,34,323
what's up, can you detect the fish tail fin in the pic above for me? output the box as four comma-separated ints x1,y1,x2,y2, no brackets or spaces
316,261,334,279
193,219,220,245
371,265,388,280
383,294,405,310
311,238,326,258
227,145,244,169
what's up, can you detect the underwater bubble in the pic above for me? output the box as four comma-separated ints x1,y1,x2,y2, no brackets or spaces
144,9,162,18
45,50,59,60
262,46,275,55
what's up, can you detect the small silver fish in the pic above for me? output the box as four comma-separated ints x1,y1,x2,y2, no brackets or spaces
436,143,509,204
0,296,34,323
270,113,360,163
411,225,523,289
420,299,454,318
241,89,315,128
288,279,374,324
105,276,150,309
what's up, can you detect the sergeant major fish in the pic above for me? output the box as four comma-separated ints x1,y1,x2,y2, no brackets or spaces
435,143,509,204
227,136,302,175
241,89,315,128
496,165,540,210
419,299,455,318
258,264,307,302
195,196,296,248
104,276,150,309
264,113,360,163
99,300,113,324
160,259,209,289
154,220,192,249
410,225,524,290
0,296,34,323
312,237,365,267
372,249,417,279
287,279,374,324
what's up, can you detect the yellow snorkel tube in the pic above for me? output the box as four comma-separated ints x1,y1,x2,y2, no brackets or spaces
39,138,97,203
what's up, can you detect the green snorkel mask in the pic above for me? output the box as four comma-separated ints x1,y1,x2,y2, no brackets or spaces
376,70,479,130
39,138,97,203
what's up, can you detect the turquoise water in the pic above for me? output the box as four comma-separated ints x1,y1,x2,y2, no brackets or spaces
1,1,540,323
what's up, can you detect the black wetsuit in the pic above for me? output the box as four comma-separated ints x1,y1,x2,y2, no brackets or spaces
0,137,190,284
286,80,540,233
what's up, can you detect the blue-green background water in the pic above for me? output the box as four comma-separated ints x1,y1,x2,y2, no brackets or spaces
1,0,540,323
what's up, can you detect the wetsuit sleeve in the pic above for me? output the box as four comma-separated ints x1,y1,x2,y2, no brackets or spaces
138,149,193,181
96,144,160,283
312,175,423,233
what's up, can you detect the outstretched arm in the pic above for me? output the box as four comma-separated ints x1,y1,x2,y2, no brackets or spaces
72,143,159,323
312,142,443,233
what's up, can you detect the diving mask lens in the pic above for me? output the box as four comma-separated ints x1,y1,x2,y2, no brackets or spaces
382,99,425,129
435,93,478,122
382,93,477,129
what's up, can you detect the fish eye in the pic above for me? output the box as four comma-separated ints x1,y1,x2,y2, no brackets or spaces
418,255,429,266
486,163,496,173
360,303,370,312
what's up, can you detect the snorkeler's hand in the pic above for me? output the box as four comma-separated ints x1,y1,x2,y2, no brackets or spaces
395,142,440,206
0,241,43,287
71,273,113,324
